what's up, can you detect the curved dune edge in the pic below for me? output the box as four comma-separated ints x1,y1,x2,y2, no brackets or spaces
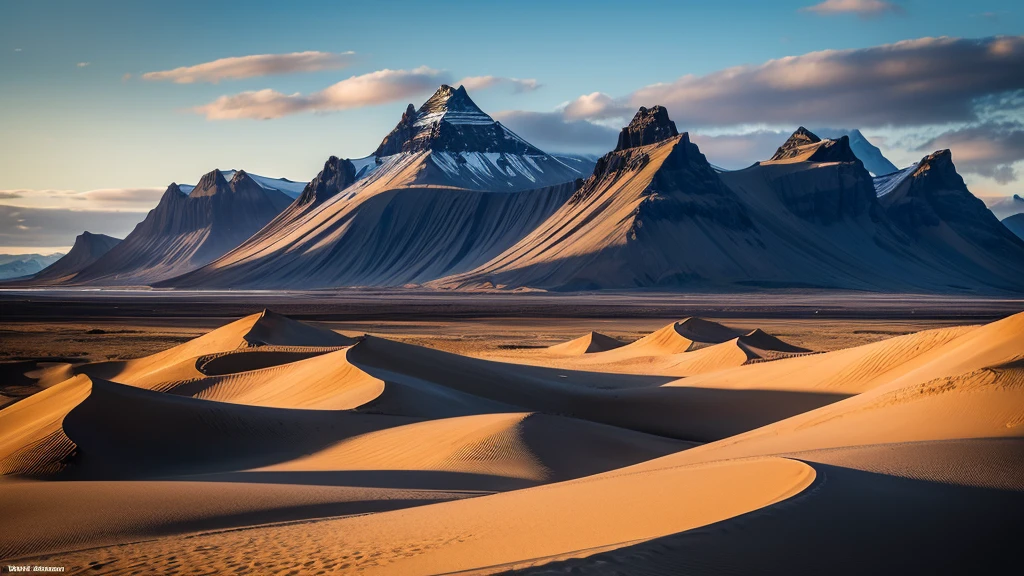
499,319,808,377
19,457,815,575
164,347,384,410
80,310,352,388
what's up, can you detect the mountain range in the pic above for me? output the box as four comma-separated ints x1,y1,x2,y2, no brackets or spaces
0,252,64,280
8,85,1024,293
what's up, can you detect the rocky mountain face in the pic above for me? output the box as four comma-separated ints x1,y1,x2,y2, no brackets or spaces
614,106,678,150
749,129,877,224
881,150,1024,250
364,85,586,192
374,85,546,157
296,156,358,207
770,127,821,161
435,108,768,291
66,170,292,285
26,231,120,284
815,128,899,176
874,150,1024,291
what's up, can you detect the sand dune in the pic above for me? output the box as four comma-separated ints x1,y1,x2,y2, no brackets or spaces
498,318,809,377
17,456,815,574
3,310,1021,573
545,331,624,355
81,310,352,388
164,347,384,410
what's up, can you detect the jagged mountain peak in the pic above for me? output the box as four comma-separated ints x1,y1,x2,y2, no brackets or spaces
373,84,543,157
615,106,679,151
770,127,823,161
297,156,357,206
190,169,231,197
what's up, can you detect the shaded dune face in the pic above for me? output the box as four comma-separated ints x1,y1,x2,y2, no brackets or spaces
2,310,1023,573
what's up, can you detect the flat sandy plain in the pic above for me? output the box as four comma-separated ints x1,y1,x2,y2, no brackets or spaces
0,290,1022,575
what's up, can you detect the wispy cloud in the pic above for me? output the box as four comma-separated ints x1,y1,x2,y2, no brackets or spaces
559,36,1024,129
800,0,902,18
457,76,541,93
917,122,1024,184
0,188,165,211
14,48,22,52
194,66,449,120
142,51,356,84
0,205,141,248
76,62,90,68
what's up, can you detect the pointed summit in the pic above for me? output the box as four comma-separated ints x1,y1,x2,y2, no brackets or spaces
21,230,121,284
770,127,822,161
190,169,231,197
615,106,679,151
372,84,544,157
297,156,357,206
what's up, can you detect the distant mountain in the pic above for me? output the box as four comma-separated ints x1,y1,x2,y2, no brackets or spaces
0,253,64,280
436,117,1024,293
877,150,1024,291
1004,213,1024,241
178,171,307,199
985,194,1024,220
551,153,599,176
66,169,292,285
814,128,899,176
19,231,121,284
161,85,584,289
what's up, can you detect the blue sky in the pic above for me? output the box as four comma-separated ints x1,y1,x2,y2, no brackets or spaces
1,0,1022,251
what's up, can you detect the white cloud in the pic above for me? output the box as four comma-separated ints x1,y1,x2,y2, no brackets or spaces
0,188,165,211
76,62,90,68
194,66,449,120
457,76,541,93
142,51,356,84
801,0,901,18
564,36,1024,129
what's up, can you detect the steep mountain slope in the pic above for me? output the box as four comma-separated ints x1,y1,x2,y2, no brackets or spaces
815,128,899,176
878,150,1024,291
438,121,1024,293
68,170,292,285
1004,213,1024,241
21,232,120,284
435,107,779,290
161,86,584,289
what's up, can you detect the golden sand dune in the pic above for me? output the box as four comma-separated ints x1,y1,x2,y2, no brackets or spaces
259,412,688,485
348,334,844,440
545,331,624,356
164,347,384,410
3,310,1022,574
18,456,815,575
81,309,352,388
0,479,468,561
492,318,810,377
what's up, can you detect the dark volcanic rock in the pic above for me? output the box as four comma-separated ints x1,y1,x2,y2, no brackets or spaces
372,85,545,157
297,156,358,206
882,150,1024,250
615,106,679,151
771,127,821,161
